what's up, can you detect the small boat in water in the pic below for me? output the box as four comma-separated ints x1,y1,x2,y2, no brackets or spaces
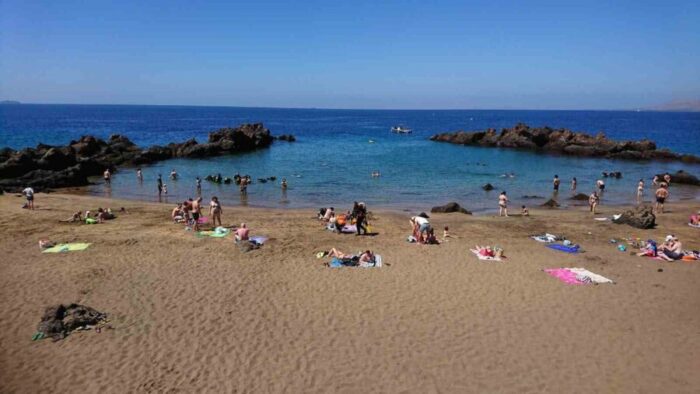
391,126,412,134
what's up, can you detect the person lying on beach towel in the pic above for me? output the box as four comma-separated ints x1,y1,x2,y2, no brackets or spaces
530,233,559,243
470,245,505,261
689,213,700,228
327,250,381,268
60,211,83,223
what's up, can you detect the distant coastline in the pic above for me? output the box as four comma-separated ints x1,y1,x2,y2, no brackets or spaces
0,100,21,105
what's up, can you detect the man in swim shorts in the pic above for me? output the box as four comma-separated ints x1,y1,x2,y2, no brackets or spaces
22,186,35,210
655,184,669,214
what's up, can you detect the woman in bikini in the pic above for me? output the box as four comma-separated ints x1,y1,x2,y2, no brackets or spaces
498,191,509,217
209,196,223,227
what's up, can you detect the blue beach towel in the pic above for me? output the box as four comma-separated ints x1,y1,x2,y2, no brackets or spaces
547,244,580,254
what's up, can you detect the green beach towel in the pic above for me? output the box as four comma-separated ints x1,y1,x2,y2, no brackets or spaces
42,243,92,253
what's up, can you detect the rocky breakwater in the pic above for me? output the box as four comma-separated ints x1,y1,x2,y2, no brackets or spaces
0,123,282,192
430,123,700,163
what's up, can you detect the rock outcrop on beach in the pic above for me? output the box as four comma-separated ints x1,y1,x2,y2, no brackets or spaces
430,202,472,215
430,123,700,163
36,303,108,341
541,199,560,208
482,183,495,191
0,123,280,192
654,170,700,186
570,193,590,201
613,206,656,229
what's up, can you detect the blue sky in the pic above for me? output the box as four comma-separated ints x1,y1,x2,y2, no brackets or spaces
1,0,698,109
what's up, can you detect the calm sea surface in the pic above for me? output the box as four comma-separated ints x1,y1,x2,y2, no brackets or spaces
2,104,699,212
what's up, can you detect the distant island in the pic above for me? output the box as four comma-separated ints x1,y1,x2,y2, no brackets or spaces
646,99,700,112
0,100,21,105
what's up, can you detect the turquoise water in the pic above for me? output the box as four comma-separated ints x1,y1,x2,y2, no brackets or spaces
2,104,699,212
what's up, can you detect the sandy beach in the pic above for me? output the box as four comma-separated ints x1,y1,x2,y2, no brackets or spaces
0,192,698,393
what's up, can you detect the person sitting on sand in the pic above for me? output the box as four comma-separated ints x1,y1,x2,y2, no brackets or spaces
690,212,700,226
359,250,375,264
235,223,250,242
322,207,335,222
424,228,440,245
655,184,669,214
209,196,223,227
658,235,682,261
636,239,658,257
172,203,184,223
443,226,452,239
498,191,509,217
521,205,529,216
589,191,599,214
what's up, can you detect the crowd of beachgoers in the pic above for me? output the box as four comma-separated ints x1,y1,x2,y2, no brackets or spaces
16,165,699,265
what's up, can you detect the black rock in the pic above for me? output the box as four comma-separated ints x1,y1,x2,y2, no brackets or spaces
613,205,656,229
482,183,495,191
541,199,560,208
430,202,472,215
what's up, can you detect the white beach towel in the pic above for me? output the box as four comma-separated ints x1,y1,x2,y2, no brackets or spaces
567,268,614,284
689,223,700,229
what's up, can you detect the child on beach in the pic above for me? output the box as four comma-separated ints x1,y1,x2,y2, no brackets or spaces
521,205,529,216
22,186,35,210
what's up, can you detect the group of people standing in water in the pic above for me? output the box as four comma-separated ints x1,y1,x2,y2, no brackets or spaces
496,171,677,216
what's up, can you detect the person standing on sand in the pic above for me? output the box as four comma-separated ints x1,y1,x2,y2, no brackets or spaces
191,197,202,231
553,175,560,192
571,177,577,191
137,168,143,182
655,184,669,214
589,191,599,214
498,191,509,217
209,196,223,227
103,169,111,185
22,186,35,210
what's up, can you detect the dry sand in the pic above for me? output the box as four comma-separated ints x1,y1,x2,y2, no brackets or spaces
0,192,698,393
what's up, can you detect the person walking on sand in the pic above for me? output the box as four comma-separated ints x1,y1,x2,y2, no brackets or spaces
22,186,35,210
553,175,560,192
103,169,112,185
137,168,143,182
209,196,223,227
655,183,669,214
498,191,509,217
637,179,644,203
571,177,577,192
589,191,599,214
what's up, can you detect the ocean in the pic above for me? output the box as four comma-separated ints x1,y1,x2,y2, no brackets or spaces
2,104,699,212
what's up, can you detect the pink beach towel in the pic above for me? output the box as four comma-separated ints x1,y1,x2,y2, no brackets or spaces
197,217,209,224
544,268,585,285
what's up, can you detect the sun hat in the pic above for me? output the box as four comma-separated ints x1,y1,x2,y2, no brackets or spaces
665,235,674,242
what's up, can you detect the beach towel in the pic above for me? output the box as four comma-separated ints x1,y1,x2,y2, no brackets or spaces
546,244,580,254
42,243,91,253
197,227,230,238
249,236,268,245
197,217,209,224
470,249,503,261
329,254,382,268
341,225,357,234
689,223,700,229
531,233,558,243
594,217,609,221
544,268,613,285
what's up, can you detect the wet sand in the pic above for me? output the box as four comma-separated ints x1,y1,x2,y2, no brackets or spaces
0,192,698,393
